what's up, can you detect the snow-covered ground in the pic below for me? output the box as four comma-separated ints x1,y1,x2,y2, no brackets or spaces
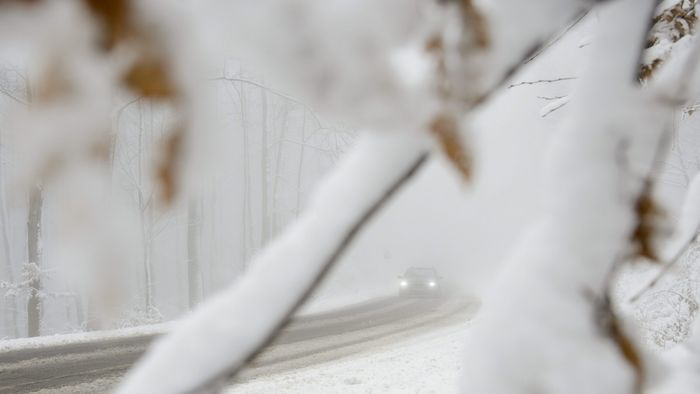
0,323,169,353
298,290,395,316
4,298,471,393
0,294,385,354
227,323,467,394
20,322,466,394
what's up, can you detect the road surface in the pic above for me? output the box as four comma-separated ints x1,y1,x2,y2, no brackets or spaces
0,296,475,393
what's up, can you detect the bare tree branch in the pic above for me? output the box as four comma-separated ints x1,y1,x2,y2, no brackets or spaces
0,85,28,106
629,230,700,303
627,32,700,303
212,76,323,129
541,99,570,117
537,95,567,101
508,77,577,89
524,11,590,64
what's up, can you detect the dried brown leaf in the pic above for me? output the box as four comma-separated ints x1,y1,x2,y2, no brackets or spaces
35,61,74,102
459,0,490,49
631,189,664,262
425,35,443,54
123,55,177,99
82,0,132,51
426,34,451,100
430,113,471,181
610,315,644,394
595,293,644,394
642,0,698,81
81,0,178,99
639,59,663,82
156,128,184,205
88,136,112,162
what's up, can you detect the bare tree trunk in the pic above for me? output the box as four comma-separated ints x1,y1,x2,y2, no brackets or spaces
260,87,270,246
671,114,691,187
74,296,85,329
187,199,201,309
0,131,18,338
26,185,43,338
296,110,307,217
147,103,156,311
206,183,216,296
138,101,153,310
271,102,289,234
240,83,253,265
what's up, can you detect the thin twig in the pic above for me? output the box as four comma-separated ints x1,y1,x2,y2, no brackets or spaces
525,11,590,64
629,230,700,303
541,100,570,117
628,33,700,303
537,95,567,101
0,86,28,106
211,76,322,129
508,77,577,89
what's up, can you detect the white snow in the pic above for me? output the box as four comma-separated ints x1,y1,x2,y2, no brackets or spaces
8,306,470,394
27,376,122,394
648,309,700,394
226,323,467,394
2,1,700,393
662,172,700,259
0,323,169,353
298,291,393,316
205,0,440,132
460,1,668,393
117,131,430,393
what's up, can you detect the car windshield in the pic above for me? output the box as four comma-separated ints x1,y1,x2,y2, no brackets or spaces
404,268,436,278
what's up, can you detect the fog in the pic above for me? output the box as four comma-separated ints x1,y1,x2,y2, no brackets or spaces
0,3,695,338
2,1,700,393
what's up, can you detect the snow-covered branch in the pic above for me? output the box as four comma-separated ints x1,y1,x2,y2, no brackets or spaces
118,1,617,392
117,132,429,393
460,1,669,393
630,172,700,303
7,0,700,392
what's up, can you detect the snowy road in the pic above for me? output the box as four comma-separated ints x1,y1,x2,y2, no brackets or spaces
0,296,475,393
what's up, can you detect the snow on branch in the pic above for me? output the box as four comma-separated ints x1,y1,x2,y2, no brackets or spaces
460,1,671,393
1,262,76,300
0,0,662,391
641,0,698,81
516,2,700,119
117,133,429,393
630,172,700,303
118,1,614,392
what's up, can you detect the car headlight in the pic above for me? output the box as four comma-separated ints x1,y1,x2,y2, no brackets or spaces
428,281,436,287
400,280,408,287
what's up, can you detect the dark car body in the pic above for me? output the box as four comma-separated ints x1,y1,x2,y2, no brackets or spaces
398,267,442,298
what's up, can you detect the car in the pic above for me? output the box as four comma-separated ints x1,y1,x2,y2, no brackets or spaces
397,267,442,298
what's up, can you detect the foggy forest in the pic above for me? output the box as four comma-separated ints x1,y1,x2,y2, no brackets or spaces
2,0,700,393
